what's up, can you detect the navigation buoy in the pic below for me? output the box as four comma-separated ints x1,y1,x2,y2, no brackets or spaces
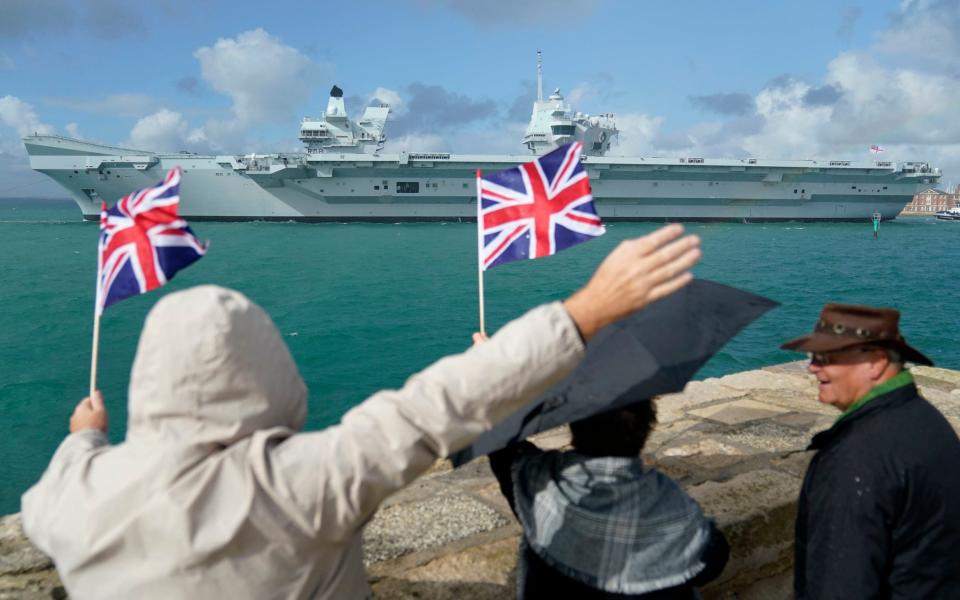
872,210,882,239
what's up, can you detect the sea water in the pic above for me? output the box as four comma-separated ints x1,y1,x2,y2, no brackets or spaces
1,198,956,513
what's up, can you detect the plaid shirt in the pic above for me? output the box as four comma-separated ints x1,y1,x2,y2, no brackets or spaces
491,442,715,596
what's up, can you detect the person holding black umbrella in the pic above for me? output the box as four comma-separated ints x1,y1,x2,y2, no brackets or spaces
464,279,779,599
488,401,730,599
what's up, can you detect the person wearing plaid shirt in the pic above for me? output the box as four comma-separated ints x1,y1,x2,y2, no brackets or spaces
490,400,728,599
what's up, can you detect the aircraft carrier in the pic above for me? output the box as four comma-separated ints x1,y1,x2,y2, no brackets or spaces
22,56,940,222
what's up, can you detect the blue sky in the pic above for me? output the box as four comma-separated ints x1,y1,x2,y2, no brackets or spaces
2,0,959,197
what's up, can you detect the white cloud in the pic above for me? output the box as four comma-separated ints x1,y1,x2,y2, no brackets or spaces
740,78,832,159
117,28,326,153
193,29,322,125
369,87,403,111
0,96,54,137
823,53,960,146
385,132,447,153
0,53,14,69
127,109,195,152
624,1,960,181
565,83,594,108
875,0,960,69
611,113,664,156
65,122,83,139
0,96,60,198
711,50,960,177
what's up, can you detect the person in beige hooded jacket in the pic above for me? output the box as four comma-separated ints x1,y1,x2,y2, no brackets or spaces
21,225,700,600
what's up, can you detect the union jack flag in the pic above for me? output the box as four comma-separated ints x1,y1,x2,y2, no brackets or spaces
478,142,604,270
96,166,207,315
870,144,885,154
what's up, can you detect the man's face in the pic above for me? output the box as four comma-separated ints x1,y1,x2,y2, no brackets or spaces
807,347,886,411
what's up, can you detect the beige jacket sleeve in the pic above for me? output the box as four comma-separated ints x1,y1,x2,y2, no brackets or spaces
21,430,111,552
265,302,584,542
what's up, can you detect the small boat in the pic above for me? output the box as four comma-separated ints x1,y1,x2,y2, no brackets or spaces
935,206,960,220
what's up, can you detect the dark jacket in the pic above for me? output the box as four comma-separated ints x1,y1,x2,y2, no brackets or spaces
491,442,729,599
795,381,960,600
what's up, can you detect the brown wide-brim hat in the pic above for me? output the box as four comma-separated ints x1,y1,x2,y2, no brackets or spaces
781,303,933,366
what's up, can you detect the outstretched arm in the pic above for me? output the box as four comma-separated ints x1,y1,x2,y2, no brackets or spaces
269,224,701,542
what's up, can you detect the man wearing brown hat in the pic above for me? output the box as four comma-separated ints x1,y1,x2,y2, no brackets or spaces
782,304,960,599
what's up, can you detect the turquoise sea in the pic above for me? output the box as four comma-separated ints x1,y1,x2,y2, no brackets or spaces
1,198,957,514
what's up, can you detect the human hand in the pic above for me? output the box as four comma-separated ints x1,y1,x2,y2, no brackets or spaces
69,391,109,433
472,332,489,346
563,224,701,341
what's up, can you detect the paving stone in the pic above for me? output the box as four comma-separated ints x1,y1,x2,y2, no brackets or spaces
770,412,835,438
0,515,61,600
371,536,519,599
378,478,448,510
472,482,519,520
645,456,704,484
645,419,699,453
0,515,51,577
712,369,814,392
769,451,815,479
761,361,809,376
749,388,836,417
723,420,815,453
770,411,826,430
920,388,960,420
689,470,801,596
912,366,960,389
528,426,571,450
660,452,759,478
431,457,497,492
690,469,801,524
688,399,789,425
656,381,748,422
0,571,66,600
660,436,749,458
363,491,509,565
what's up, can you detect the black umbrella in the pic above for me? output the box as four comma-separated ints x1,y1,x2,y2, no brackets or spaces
450,279,778,467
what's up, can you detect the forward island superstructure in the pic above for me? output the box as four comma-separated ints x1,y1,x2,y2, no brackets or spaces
23,55,940,222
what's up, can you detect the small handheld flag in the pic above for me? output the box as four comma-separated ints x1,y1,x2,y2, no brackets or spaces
89,166,206,395
475,142,603,333
95,166,207,315
478,142,603,270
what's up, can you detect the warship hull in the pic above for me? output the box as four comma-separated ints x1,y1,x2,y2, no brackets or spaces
23,136,939,222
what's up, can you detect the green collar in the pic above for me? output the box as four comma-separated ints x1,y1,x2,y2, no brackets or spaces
836,370,914,424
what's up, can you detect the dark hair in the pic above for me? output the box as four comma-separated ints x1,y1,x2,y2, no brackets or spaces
569,400,657,457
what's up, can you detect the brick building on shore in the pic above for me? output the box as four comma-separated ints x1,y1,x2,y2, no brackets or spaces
900,184,960,215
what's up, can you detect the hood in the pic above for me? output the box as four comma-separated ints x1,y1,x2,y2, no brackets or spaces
126,285,308,446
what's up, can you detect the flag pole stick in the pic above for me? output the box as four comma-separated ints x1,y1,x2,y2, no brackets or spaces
476,169,486,337
89,313,101,398
90,201,105,398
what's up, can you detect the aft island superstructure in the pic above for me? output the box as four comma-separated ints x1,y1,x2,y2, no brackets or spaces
23,55,940,222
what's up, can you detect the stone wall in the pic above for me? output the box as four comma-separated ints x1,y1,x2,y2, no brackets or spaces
3,362,959,599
